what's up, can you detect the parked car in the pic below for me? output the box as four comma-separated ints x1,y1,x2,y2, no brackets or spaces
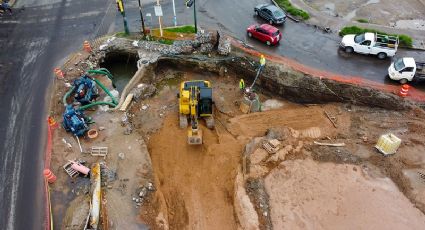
340,32,399,59
247,24,282,46
254,4,286,25
388,57,425,84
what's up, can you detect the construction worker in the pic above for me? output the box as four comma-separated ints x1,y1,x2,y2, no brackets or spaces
239,79,245,92
259,54,266,71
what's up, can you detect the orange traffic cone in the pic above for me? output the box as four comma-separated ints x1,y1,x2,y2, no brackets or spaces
53,67,64,79
83,40,92,52
47,116,58,128
43,169,57,183
398,84,410,97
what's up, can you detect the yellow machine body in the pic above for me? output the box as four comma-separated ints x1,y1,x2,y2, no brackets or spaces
178,80,214,145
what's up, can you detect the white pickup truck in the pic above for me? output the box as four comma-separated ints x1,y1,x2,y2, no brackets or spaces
388,57,425,84
340,32,399,59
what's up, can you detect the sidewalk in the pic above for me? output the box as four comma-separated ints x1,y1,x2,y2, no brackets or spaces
278,0,425,50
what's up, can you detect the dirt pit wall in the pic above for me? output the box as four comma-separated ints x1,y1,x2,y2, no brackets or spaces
74,37,425,230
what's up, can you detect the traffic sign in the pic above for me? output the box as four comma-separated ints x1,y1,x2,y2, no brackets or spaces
154,5,163,17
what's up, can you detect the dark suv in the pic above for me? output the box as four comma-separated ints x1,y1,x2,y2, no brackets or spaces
254,4,286,25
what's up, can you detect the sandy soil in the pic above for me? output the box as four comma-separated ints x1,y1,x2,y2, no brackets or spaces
49,52,425,230
265,159,425,229
147,116,243,230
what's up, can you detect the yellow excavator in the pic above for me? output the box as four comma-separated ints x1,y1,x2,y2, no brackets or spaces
178,80,215,145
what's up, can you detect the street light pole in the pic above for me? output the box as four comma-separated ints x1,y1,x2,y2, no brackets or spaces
172,0,177,26
193,0,197,33
116,0,130,35
137,0,146,35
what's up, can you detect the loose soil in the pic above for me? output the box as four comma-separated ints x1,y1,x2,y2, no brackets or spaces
49,51,425,230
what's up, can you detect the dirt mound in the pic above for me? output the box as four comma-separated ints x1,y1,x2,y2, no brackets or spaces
265,159,425,230
147,115,244,230
227,106,348,138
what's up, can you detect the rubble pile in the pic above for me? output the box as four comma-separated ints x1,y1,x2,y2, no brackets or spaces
218,36,231,56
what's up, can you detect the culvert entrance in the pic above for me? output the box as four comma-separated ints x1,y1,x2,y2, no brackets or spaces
100,52,138,93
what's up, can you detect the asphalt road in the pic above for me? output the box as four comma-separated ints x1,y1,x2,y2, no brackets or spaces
125,0,424,86
0,0,114,229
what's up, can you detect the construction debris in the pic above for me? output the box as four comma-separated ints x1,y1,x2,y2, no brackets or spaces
120,93,134,111
90,146,108,158
69,160,90,175
262,139,281,154
375,133,401,156
313,141,345,147
90,163,101,230
324,110,337,128
63,161,80,178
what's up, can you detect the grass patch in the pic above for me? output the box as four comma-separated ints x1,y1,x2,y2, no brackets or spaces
275,0,310,20
157,38,174,45
164,25,196,34
356,18,369,23
339,26,413,48
115,32,129,38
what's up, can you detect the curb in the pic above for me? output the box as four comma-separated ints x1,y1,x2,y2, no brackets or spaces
270,0,300,23
229,37,425,104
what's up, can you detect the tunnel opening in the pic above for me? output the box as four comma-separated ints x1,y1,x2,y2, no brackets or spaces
100,52,138,93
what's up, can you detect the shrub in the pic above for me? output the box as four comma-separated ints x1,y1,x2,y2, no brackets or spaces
275,0,310,20
164,25,196,34
339,26,413,47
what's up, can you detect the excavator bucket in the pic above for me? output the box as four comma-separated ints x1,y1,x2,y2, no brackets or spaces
187,128,203,145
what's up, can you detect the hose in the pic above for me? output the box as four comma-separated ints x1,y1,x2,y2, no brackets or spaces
87,69,113,80
93,78,118,105
87,69,116,88
63,86,76,106
79,101,117,110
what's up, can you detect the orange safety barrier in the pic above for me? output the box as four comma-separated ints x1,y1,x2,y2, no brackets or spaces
398,84,410,97
44,116,57,229
44,169,57,183
53,67,64,79
83,40,92,52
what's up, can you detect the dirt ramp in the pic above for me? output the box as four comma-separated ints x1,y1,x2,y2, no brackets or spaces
227,106,346,138
148,116,243,230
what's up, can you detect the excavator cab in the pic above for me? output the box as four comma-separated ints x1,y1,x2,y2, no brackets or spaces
178,80,214,145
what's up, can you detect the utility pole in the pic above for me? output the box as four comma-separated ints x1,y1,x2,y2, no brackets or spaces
116,0,130,34
186,0,197,33
172,0,177,26
137,0,146,35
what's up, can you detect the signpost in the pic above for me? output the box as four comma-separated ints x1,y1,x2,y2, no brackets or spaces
154,1,163,37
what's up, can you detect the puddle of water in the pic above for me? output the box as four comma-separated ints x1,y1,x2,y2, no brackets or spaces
344,0,380,21
100,54,138,93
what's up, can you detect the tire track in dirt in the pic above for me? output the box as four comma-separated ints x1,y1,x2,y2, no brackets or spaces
148,115,243,230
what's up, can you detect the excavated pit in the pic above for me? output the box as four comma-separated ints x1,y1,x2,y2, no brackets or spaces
129,61,425,229
99,52,138,93
50,37,425,229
